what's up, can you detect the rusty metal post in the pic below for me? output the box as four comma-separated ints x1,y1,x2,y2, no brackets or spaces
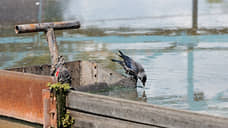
192,0,198,31
42,89,57,128
46,28,59,71
15,20,80,73
15,21,80,34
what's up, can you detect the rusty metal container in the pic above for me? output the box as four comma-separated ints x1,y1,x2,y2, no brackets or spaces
0,69,55,124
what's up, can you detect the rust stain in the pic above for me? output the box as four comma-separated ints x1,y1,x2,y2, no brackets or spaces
29,24,36,29
15,21,80,33
42,89,57,128
0,70,55,124
54,21,67,25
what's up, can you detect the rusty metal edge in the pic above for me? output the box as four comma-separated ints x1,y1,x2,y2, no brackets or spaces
0,69,56,125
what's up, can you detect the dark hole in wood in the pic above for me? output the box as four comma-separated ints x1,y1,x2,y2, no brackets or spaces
94,74,97,77
52,113,55,119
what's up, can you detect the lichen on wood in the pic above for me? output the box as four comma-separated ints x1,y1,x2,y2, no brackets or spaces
62,112,75,128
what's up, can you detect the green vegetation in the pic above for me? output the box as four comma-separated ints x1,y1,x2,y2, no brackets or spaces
48,83,71,93
62,112,75,128
48,83,75,128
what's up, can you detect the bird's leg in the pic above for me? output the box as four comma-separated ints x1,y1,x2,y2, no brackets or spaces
128,75,137,83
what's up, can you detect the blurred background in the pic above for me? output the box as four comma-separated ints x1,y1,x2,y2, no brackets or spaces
0,1,228,126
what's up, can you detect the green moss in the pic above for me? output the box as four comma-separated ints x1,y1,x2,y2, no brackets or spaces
48,83,71,93
62,112,75,128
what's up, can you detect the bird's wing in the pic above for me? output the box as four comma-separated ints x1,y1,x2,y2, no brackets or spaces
135,61,145,73
118,50,138,72
57,67,71,84
123,57,138,74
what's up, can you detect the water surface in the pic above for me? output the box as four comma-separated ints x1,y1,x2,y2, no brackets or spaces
1,0,228,126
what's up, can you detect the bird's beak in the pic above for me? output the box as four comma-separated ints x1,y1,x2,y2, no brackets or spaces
143,82,145,86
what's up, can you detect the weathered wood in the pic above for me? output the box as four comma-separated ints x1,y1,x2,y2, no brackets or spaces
67,91,228,128
78,61,136,90
68,110,158,128
7,61,136,91
7,64,52,76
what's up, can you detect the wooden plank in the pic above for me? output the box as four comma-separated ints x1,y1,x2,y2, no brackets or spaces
67,91,228,128
78,61,136,91
7,64,51,76
68,110,158,128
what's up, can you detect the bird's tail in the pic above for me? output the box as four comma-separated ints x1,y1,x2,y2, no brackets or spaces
111,59,124,65
111,59,122,63
118,50,126,58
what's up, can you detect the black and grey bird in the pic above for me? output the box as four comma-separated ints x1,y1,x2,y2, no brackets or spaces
111,50,147,86
51,56,72,85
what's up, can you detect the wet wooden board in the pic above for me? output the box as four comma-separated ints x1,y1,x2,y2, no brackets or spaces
68,110,158,128
67,91,228,128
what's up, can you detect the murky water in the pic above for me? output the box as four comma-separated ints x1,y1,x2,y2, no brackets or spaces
90,33,228,117
1,0,228,126
1,31,228,118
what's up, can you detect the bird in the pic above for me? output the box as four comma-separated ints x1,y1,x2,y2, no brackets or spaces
111,50,147,87
51,56,72,85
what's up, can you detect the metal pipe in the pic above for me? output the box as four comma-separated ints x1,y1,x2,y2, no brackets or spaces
15,21,80,34
192,0,198,30
46,28,59,68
